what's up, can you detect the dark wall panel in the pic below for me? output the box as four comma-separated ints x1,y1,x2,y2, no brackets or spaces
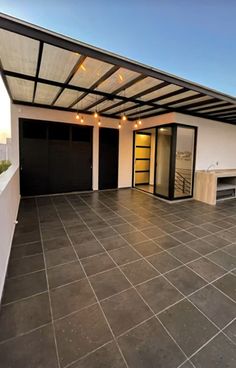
99,127,119,190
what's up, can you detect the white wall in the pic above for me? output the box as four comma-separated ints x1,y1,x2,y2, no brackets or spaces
174,113,236,171
11,104,134,189
0,166,20,302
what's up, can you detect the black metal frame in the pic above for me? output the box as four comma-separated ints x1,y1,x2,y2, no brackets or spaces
132,122,198,201
0,13,235,125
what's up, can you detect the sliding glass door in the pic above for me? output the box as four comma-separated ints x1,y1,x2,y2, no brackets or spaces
174,126,195,198
155,127,173,198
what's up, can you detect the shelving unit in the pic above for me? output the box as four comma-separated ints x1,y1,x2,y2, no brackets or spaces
134,133,151,185
195,169,236,205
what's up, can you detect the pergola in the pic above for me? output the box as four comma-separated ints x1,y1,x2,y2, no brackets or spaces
0,13,236,124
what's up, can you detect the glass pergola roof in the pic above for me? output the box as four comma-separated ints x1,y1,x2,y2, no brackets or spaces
0,13,235,123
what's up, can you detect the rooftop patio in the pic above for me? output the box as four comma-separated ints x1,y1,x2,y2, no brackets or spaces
0,189,235,368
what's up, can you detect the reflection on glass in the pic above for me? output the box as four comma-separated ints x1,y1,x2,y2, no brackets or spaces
174,127,194,198
155,127,172,197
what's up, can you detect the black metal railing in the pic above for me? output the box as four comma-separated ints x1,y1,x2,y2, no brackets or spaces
175,169,191,194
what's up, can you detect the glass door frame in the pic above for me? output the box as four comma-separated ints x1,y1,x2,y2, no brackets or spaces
132,122,198,201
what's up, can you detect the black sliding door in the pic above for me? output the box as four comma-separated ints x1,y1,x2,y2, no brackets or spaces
19,119,93,196
99,127,119,190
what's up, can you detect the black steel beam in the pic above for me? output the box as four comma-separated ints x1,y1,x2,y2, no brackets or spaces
32,41,44,103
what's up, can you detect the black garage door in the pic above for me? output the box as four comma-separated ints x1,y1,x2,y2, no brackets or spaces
19,119,93,196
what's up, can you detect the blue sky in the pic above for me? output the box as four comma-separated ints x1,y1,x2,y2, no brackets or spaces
1,0,235,96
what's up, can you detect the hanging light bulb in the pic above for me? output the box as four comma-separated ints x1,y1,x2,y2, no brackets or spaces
134,122,138,128
118,123,121,129
76,112,80,120
122,113,127,121
80,116,84,123
94,111,98,119
138,119,142,125
98,119,101,126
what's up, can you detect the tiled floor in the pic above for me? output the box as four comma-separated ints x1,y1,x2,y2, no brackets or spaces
0,189,236,368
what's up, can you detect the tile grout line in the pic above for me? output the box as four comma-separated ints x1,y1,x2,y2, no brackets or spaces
52,196,130,368
86,193,236,349
75,195,193,367
35,197,61,368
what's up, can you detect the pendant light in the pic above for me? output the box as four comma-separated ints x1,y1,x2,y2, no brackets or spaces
134,122,138,128
118,123,121,129
94,111,98,118
98,119,101,126
138,119,142,125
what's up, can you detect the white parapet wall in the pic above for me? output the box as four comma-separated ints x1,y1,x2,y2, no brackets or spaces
0,165,20,302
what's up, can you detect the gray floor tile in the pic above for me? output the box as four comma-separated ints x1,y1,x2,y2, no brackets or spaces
147,251,182,274
101,235,128,251
121,259,159,285
41,227,66,241
188,258,226,282
43,236,71,251
10,241,42,259
70,341,126,368
141,226,165,239
7,254,45,278
101,288,152,336
70,231,96,245
172,230,197,243
208,250,236,271
186,226,211,238
108,246,141,265
204,234,231,248
65,224,88,236
213,274,236,301
50,278,96,319
93,227,117,240
224,243,236,257
0,324,58,368
159,299,218,356
133,240,163,257
189,285,236,328
55,304,112,367
122,231,148,245
186,238,217,255
47,261,85,288
45,246,76,268
89,268,131,300
81,252,116,276
191,333,236,368
74,239,104,259
223,320,236,344
165,266,206,296
137,276,183,313
113,223,136,234
2,270,47,304
169,244,200,263
0,292,51,342
155,235,182,250
118,317,185,368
